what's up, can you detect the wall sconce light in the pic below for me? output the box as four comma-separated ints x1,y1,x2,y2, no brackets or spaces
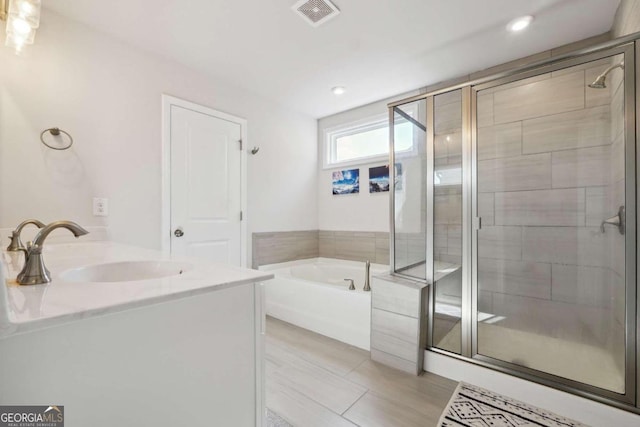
1,0,41,54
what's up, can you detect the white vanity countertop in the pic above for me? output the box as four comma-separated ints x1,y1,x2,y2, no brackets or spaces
0,241,273,338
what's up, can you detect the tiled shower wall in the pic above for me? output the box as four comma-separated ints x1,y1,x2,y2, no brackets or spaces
475,57,626,355
252,230,390,268
319,231,389,264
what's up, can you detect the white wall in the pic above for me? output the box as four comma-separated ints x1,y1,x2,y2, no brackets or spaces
317,92,418,232
0,11,318,266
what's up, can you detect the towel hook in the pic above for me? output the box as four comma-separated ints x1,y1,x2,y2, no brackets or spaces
40,127,73,150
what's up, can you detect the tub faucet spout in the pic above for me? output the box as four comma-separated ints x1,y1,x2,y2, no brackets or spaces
17,221,89,286
364,260,371,292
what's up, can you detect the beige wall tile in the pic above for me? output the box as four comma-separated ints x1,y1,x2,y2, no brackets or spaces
370,349,421,376
493,71,585,124
495,188,585,227
478,291,494,313
608,227,626,279
478,153,551,193
611,84,625,141
522,226,608,267
586,187,610,227
522,105,611,154
477,122,522,160
478,258,551,299
610,133,625,185
551,264,613,308
254,231,319,267
477,92,494,128
319,237,336,258
478,193,495,226
375,249,390,265
552,145,611,188
434,194,462,224
482,73,550,95
372,276,422,318
434,92,462,135
434,224,448,249
372,308,419,344
478,226,522,260
334,237,376,262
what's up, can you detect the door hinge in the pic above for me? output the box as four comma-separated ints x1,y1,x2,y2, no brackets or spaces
473,217,482,230
239,139,243,150
240,211,243,221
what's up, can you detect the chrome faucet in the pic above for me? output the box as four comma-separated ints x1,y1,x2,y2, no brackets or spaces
6,219,46,252
364,260,371,292
17,221,89,285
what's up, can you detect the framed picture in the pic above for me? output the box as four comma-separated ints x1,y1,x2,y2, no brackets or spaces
369,165,390,192
332,169,360,195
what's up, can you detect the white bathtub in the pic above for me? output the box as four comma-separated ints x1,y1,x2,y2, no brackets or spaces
259,258,388,350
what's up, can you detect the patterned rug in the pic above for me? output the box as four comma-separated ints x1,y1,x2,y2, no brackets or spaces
438,382,589,427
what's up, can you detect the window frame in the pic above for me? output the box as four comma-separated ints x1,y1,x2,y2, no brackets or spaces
323,109,418,170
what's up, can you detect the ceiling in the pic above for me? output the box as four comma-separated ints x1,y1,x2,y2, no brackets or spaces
43,0,620,118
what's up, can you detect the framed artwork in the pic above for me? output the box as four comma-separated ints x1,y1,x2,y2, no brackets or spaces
369,165,389,193
332,169,360,194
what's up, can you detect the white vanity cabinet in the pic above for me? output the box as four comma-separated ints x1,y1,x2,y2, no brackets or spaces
0,242,271,427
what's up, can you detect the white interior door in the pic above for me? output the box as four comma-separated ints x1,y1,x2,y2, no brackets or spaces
169,103,243,266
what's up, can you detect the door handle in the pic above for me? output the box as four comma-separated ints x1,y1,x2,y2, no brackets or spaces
174,227,184,238
601,206,625,235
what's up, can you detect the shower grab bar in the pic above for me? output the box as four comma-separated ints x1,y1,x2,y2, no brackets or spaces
601,206,625,235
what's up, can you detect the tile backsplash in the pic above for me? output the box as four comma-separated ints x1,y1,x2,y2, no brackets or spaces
252,230,389,268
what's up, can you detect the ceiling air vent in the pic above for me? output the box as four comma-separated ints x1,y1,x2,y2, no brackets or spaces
292,0,340,27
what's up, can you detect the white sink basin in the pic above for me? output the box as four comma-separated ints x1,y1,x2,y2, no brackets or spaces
60,261,192,283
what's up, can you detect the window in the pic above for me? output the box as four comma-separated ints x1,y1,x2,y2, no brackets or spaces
324,112,415,168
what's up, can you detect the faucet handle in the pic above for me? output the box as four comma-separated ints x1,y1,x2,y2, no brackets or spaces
344,278,355,290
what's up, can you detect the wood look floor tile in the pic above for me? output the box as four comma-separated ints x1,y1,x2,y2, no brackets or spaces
343,391,441,427
265,317,457,427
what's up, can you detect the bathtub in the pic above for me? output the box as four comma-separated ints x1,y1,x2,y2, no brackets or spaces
259,258,388,350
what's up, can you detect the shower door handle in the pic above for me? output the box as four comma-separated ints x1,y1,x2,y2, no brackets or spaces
601,206,625,235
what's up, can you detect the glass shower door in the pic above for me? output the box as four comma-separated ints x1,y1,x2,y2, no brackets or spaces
392,99,427,280
473,49,634,398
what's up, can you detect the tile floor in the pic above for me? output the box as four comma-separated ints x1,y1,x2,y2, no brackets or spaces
266,317,458,427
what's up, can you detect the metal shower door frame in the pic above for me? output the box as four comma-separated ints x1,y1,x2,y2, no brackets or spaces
469,42,637,408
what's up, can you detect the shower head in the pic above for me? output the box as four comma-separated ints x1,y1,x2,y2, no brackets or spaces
588,61,625,89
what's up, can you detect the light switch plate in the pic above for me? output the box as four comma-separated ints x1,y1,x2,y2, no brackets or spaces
93,198,109,217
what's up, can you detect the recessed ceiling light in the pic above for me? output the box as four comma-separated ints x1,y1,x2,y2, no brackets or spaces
506,15,534,32
332,86,345,95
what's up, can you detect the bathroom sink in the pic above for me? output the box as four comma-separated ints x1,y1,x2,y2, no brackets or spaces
60,261,192,283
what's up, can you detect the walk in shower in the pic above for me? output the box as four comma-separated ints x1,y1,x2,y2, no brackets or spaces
389,37,639,410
